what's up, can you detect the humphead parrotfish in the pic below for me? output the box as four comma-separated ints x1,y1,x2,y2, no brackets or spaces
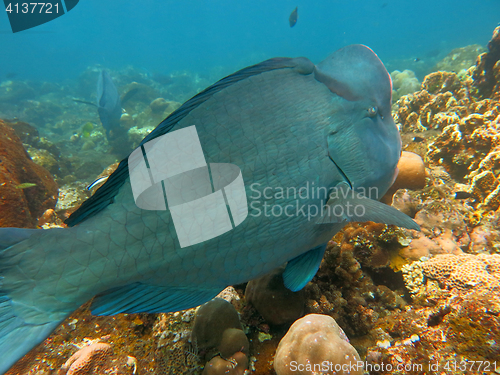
0,44,419,373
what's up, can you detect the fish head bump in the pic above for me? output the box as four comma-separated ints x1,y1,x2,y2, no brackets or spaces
315,44,401,199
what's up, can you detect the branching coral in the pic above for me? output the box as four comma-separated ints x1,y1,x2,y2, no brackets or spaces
391,29,500,214
472,26,500,99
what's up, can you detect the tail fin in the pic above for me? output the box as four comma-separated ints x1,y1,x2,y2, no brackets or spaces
0,228,66,375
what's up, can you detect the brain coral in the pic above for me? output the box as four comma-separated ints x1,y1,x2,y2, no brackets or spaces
381,151,426,203
245,266,305,326
274,314,362,375
192,298,248,360
202,352,248,375
391,69,420,101
60,342,112,375
422,253,500,292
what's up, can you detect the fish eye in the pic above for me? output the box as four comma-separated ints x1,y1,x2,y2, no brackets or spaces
367,106,378,118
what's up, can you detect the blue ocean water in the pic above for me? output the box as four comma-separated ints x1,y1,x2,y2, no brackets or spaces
0,0,498,83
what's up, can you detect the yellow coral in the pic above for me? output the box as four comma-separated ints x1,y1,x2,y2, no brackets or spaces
478,253,500,273
421,254,470,280
484,184,500,209
422,254,500,292
433,112,459,129
470,170,498,202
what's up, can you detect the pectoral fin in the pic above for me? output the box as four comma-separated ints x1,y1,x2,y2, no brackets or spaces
91,283,222,315
317,183,420,231
283,244,326,292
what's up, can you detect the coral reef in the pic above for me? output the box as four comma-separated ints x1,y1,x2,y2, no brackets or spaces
0,120,58,227
421,253,500,292
370,256,500,374
274,314,362,375
55,182,90,220
60,342,112,375
202,352,248,375
394,71,468,134
392,30,500,218
435,44,485,73
381,151,426,203
472,26,500,99
391,70,420,101
127,124,155,148
6,301,160,375
304,230,408,338
364,292,500,374
389,189,421,218
191,298,249,361
0,80,35,103
399,233,440,260
218,328,249,358
245,266,305,325
153,310,203,375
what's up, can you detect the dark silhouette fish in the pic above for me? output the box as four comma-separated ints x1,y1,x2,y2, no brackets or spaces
97,70,122,138
0,45,419,374
289,7,298,27
73,70,122,139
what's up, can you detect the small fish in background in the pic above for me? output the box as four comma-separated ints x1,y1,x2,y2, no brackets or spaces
289,7,298,27
72,70,123,140
413,57,421,62
86,176,109,191
15,182,37,189
412,136,425,142
97,70,123,139
81,122,94,138
455,191,472,199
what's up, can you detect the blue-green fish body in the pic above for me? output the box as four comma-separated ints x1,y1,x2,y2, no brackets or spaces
0,45,418,373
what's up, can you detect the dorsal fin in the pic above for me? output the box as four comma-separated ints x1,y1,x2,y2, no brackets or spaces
65,57,313,226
